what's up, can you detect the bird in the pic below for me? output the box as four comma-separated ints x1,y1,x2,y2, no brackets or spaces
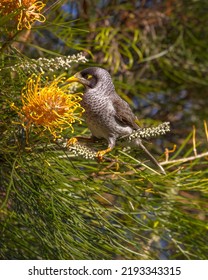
66,67,165,174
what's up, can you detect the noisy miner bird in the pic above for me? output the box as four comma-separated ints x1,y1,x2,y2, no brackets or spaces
66,67,165,174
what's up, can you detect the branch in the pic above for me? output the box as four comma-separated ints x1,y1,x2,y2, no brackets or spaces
64,122,171,160
160,151,208,166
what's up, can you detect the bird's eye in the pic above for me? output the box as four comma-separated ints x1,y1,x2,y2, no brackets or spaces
82,73,92,80
87,74,92,80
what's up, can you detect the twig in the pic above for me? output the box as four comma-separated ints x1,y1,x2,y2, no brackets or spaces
164,144,177,162
192,125,197,156
160,151,208,166
0,31,22,54
204,120,208,142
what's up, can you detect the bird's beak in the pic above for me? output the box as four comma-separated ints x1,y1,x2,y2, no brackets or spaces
66,73,91,87
66,73,81,84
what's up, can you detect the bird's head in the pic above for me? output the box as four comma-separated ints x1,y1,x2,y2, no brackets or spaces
66,67,114,91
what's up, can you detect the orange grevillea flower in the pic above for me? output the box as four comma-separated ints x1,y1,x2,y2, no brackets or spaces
12,74,84,138
0,0,46,30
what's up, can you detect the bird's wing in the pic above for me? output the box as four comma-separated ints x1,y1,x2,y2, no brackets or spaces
112,95,139,130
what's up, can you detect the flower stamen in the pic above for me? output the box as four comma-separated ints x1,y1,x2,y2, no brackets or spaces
12,73,84,139
0,0,46,30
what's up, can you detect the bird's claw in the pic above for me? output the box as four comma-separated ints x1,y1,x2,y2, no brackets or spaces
66,137,78,147
96,147,112,162
96,150,105,162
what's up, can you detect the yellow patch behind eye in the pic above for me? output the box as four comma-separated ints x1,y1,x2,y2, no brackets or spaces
87,74,93,79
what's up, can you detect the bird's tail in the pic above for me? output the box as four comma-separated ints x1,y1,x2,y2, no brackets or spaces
138,141,166,175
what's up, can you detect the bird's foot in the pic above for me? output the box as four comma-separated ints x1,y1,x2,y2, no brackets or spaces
67,136,97,147
96,147,112,162
66,137,78,147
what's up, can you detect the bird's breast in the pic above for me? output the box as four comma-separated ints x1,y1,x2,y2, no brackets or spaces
81,92,113,124
80,90,133,140
80,93,115,139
